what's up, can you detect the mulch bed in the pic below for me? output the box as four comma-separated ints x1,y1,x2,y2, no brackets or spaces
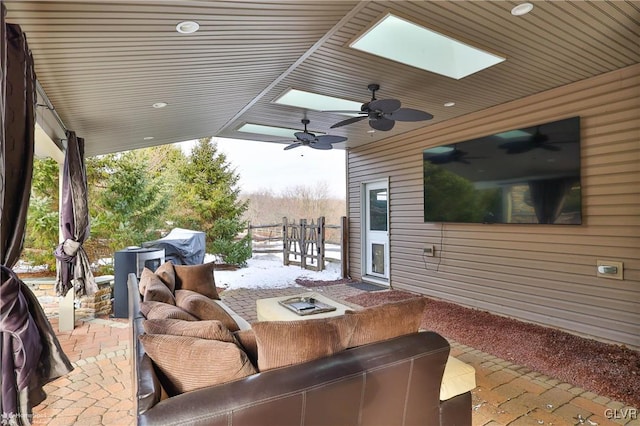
344,290,640,408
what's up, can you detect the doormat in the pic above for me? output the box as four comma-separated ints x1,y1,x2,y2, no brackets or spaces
347,282,387,292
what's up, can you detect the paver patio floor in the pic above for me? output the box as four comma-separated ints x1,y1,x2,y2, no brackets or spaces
31,284,639,426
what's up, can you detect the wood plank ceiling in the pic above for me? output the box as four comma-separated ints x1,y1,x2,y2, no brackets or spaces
5,1,639,156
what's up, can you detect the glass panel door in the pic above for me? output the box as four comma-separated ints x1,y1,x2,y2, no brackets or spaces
364,181,389,281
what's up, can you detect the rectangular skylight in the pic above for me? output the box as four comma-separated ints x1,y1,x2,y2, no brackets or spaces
350,13,505,80
237,123,324,139
273,88,362,116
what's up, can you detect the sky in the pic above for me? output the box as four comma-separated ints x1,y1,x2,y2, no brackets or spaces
178,137,346,199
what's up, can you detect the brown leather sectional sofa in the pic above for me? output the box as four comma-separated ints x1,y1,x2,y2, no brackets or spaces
128,273,473,426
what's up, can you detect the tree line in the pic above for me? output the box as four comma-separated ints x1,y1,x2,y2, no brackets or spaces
22,138,345,273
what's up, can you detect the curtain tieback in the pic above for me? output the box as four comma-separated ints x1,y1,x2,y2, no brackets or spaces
54,239,81,262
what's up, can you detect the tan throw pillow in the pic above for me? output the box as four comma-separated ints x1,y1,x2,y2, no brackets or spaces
138,267,156,296
233,329,258,367
139,334,256,396
154,261,176,293
174,262,220,300
142,269,176,305
252,315,356,371
140,301,198,321
144,318,236,343
345,297,427,348
175,290,239,331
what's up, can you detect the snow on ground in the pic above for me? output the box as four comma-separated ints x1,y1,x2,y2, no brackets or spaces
212,253,342,290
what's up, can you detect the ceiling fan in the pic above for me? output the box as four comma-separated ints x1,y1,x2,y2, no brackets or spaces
327,84,433,131
283,119,347,151
498,126,563,154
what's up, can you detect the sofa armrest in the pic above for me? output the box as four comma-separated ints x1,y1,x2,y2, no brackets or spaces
128,273,163,414
138,332,451,426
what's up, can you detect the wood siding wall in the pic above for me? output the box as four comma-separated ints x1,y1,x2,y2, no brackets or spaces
347,64,640,348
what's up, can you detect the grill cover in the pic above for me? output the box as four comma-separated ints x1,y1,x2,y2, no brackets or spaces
143,228,206,265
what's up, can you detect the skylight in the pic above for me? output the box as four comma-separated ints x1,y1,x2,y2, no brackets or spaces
350,14,505,80
273,89,362,116
237,123,324,139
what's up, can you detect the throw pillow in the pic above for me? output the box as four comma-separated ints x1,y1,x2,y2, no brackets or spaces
139,334,256,396
175,290,239,331
141,268,176,305
154,261,176,293
251,315,356,371
345,297,427,348
138,267,155,296
140,301,198,321
174,262,220,300
143,318,236,343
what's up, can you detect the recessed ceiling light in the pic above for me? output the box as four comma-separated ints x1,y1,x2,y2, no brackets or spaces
143,136,154,140
152,102,168,109
273,88,361,116
176,21,200,34
444,101,456,107
511,3,534,16
237,123,325,139
350,13,505,80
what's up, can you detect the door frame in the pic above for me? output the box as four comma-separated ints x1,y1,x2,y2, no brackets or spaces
361,178,390,285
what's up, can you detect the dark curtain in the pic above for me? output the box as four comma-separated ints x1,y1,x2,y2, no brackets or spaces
0,10,33,268
1,6,73,425
528,178,574,224
54,131,97,298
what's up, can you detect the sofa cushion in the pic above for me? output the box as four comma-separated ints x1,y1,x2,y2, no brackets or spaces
252,315,356,371
143,318,236,343
154,261,176,293
140,301,198,321
345,297,426,348
233,329,258,367
139,334,256,396
175,290,239,331
174,262,220,300
141,268,176,305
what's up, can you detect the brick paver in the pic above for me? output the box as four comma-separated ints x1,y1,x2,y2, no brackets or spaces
31,283,638,426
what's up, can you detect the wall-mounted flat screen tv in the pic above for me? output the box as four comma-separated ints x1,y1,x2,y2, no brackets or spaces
423,116,582,225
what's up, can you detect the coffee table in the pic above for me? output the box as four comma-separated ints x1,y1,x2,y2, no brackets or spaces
256,292,353,321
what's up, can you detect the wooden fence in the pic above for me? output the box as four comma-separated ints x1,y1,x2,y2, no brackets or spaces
248,216,348,278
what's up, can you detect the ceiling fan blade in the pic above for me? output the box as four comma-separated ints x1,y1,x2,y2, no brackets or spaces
316,134,347,144
284,142,303,150
541,144,562,151
368,98,401,113
310,142,333,150
322,110,365,114
331,115,368,129
370,117,395,131
386,108,433,122
294,131,315,142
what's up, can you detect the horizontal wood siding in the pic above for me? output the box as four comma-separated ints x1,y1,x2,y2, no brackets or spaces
347,65,640,348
